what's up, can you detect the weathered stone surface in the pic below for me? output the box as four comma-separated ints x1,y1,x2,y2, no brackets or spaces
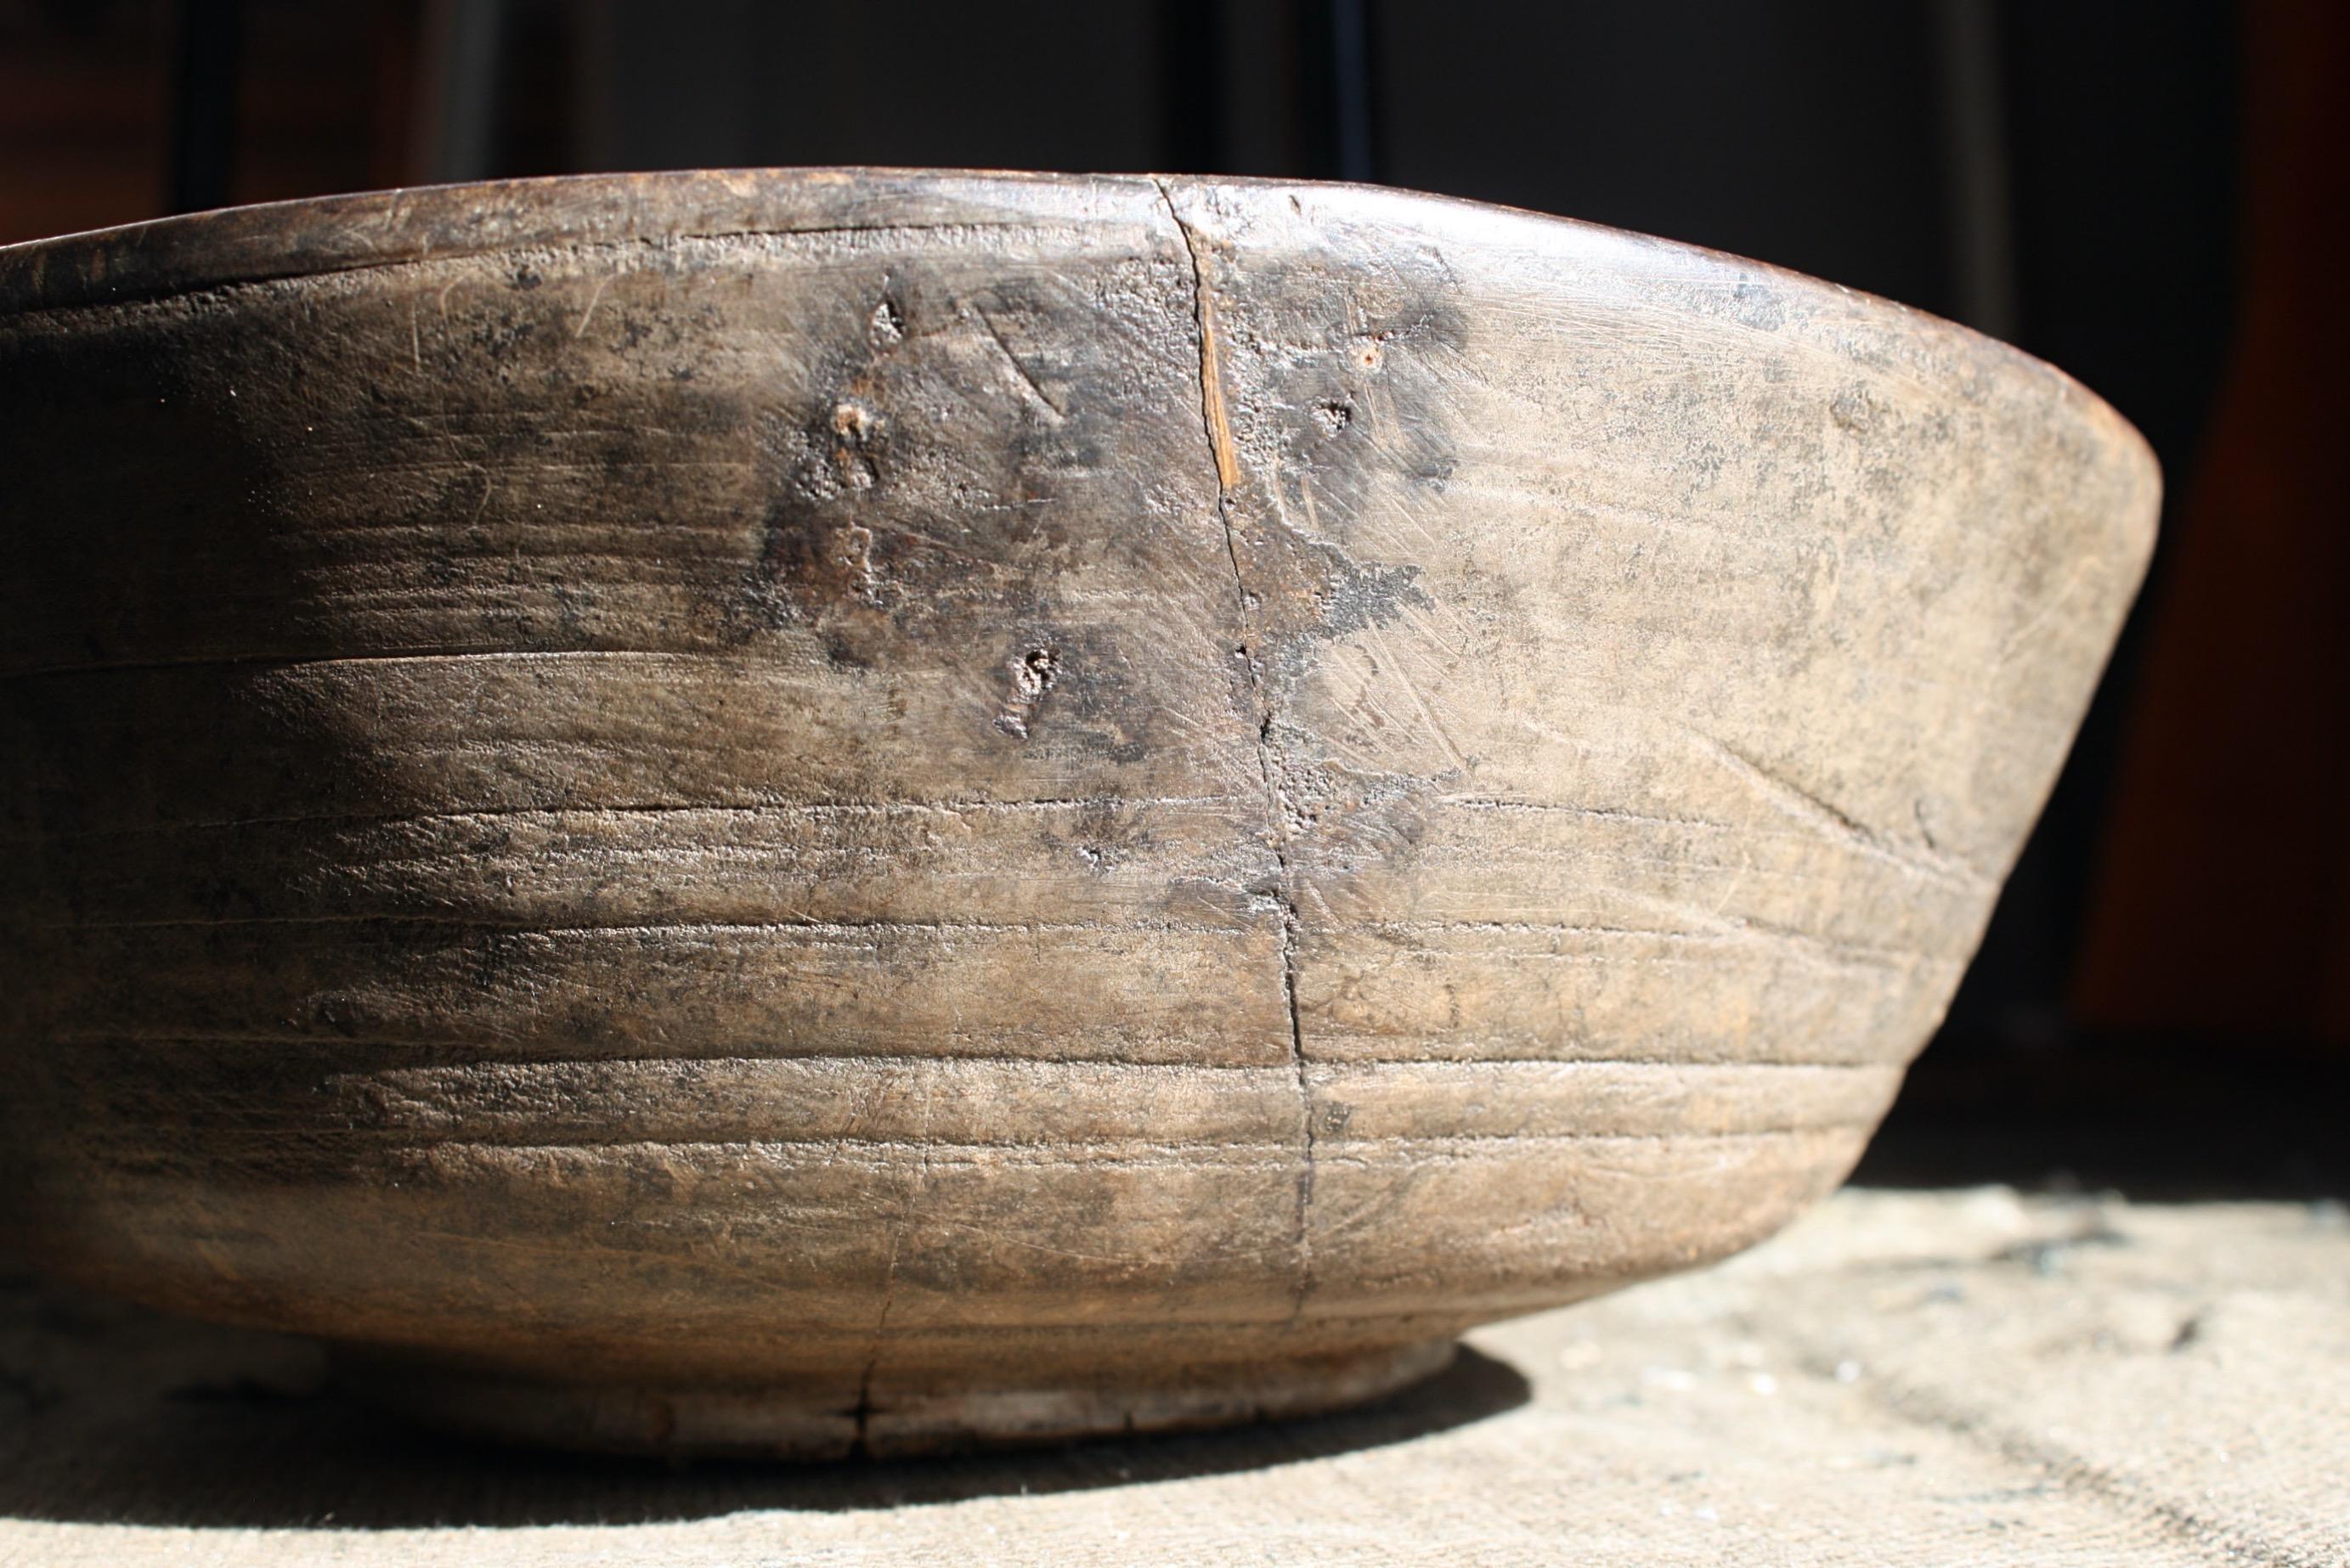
0,171,2157,1453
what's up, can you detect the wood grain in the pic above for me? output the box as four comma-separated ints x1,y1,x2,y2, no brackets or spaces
0,170,2157,1455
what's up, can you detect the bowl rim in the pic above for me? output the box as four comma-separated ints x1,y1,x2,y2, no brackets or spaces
0,167,1141,314
0,166,2154,479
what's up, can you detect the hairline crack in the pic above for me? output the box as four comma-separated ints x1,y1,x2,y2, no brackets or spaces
1153,178,1315,1326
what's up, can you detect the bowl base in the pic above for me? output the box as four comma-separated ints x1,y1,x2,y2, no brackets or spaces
333,1338,1458,1459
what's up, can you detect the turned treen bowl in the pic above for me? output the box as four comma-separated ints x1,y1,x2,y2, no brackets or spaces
0,171,2156,1457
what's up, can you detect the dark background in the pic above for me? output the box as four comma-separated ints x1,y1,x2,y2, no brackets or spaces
3,0,2342,1195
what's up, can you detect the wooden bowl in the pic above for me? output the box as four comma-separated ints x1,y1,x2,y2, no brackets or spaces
0,171,2156,1457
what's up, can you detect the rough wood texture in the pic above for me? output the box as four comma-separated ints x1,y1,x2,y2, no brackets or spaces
0,170,2158,1456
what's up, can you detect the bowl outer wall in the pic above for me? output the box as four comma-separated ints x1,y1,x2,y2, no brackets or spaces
0,171,2157,1401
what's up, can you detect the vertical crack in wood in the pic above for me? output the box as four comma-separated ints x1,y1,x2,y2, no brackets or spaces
1155,178,1315,1326
853,1072,935,1455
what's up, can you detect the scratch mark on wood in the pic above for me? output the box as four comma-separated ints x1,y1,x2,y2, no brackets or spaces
1693,731,1991,891
572,275,610,341
968,300,1067,420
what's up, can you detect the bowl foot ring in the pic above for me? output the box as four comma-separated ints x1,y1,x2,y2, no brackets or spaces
334,1337,1459,1459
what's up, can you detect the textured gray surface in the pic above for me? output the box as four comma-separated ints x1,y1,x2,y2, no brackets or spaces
3,1185,2342,1565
